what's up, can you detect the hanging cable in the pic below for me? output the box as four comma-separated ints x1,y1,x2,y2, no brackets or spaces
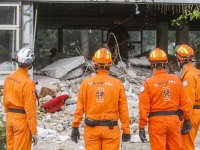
109,32,142,85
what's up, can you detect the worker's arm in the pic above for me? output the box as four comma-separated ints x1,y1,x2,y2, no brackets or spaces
118,81,130,134
23,81,38,134
3,81,9,113
71,81,85,127
184,76,196,115
179,80,190,120
139,81,150,128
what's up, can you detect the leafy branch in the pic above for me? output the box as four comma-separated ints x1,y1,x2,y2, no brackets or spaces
172,9,200,26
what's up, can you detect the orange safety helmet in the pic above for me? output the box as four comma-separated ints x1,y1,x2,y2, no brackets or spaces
149,48,168,66
92,48,112,68
113,20,121,24
175,44,195,61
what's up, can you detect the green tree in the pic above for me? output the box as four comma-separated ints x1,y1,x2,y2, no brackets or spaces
172,9,200,26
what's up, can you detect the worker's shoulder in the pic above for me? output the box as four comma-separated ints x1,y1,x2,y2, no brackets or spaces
143,75,155,83
107,75,123,84
6,71,32,85
81,74,122,85
80,76,95,85
187,66,200,77
145,73,180,83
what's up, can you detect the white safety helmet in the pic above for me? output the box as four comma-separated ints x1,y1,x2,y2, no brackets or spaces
12,48,35,67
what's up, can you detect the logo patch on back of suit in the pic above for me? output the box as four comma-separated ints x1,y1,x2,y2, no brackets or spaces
96,87,104,102
163,86,171,101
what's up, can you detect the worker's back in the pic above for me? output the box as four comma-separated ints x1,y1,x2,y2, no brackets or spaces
142,70,186,112
139,48,191,150
3,68,37,135
181,64,200,104
3,68,38,150
3,68,33,110
80,69,127,121
71,48,131,150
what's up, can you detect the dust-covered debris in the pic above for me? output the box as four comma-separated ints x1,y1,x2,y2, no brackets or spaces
30,60,151,149
37,56,86,79
129,57,150,68
0,58,188,150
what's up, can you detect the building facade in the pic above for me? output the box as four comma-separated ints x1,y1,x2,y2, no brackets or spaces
0,0,200,87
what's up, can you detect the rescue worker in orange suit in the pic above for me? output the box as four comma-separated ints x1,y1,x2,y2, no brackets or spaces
175,44,200,150
71,48,130,150
139,48,191,150
3,48,38,150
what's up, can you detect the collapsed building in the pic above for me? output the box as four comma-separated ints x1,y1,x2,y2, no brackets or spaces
0,0,200,149
1,0,200,87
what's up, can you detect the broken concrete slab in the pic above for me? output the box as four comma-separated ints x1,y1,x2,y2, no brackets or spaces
117,61,127,68
50,68,68,79
0,62,14,71
129,57,150,68
45,129,58,136
43,95,53,101
38,56,85,79
109,65,124,77
39,82,61,98
45,123,50,129
62,68,83,80
65,97,77,105
58,135,70,142
34,75,61,91
37,127,48,138
65,105,77,116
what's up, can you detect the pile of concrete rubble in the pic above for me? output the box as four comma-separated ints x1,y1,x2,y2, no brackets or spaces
0,56,181,149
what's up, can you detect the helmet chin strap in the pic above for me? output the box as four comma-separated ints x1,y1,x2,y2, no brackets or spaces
178,59,189,68
28,65,33,70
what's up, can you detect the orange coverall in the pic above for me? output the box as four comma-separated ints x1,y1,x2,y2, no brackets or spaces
181,64,200,150
72,70,130,150
3,68,37,150
139,70,190,150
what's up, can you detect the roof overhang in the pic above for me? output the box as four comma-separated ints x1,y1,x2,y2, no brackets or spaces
3,0,200,4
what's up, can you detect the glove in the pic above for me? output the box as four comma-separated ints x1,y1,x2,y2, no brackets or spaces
181,119,192,135
139,128,147,142
32,134,38,146
122,133,131,142
71,127,80,143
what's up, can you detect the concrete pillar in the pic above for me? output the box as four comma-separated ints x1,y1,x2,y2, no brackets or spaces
157,22,168,54
176,20,189,45
81,30,89,58
58,27,63,53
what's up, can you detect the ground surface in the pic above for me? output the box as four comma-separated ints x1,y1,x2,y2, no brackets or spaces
32,132,200,150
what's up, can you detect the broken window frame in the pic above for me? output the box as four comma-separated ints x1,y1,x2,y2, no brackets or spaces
142,30,157,53
128,30,142,58
168,30,176,55
63,29,102,58
0,3,20,87
34,28,59,59
0,3,20,71
0,4,20,28
189,30,200,52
